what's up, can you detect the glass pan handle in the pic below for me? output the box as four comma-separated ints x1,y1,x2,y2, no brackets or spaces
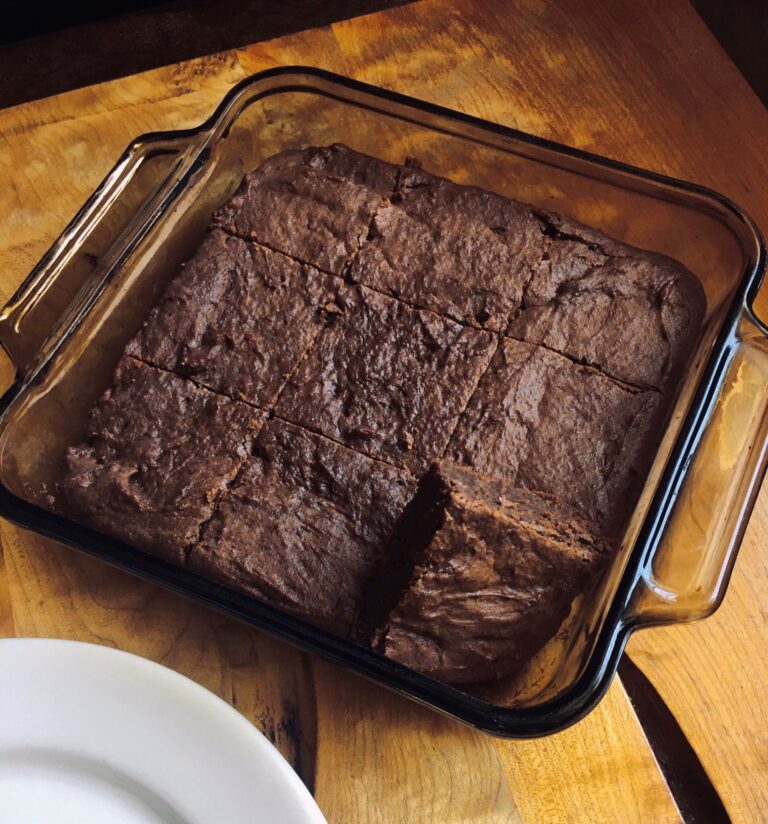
628,306,768,626
0,135,193,379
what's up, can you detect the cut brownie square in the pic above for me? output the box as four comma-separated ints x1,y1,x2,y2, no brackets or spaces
126,229,342,408
212,144,399,275
445,338,661,534
346,166,542,331
59,357,262,565
275,285,498,474
507,209,706,389
374,461,613,684
189,419,416,636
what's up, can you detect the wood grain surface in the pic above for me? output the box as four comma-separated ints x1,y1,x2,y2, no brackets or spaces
1,0,767,821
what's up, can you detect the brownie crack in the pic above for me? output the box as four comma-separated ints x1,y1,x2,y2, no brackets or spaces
90,356,266,566
224,224,511,337
531,208,611,257
502,333,662,394
186,449,249,564
437,333,503,461
215,225,340,279
271,413,418,478
592,393,659,512
339,164,405,283
125,354,264,410
184,400,281,564
654,282,674,380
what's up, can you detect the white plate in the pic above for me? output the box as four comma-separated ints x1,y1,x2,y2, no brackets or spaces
0,639,326,824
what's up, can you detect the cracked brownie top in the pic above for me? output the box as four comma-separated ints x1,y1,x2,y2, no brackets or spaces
127,229,344,407
57,144,706,684
59,356,263,565
275,284,498,475
211,144,398,274
190,418,416,636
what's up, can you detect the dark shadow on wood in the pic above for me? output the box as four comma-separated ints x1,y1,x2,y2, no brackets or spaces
691,0,767,105
0,0,416,110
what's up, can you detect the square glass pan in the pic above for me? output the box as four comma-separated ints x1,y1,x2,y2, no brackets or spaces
0,67,766,737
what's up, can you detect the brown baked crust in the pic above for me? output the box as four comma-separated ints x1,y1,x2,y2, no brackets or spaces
189,419,416,636
126,229,340,408
59,357,262,564
445,338,661,534
126,230,343,407
347,166,542,332
57,145,708,683
375,461,613,683
348,163,705,392
211,144,398,274
507,208,706,390
275,284,498,474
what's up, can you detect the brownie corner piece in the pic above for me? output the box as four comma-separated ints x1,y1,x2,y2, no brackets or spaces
126,229,340,408
508,212,707,389
211,145,398,274
189,418,416,636
59,356,262,565
374,461,613,684
275,285,498,474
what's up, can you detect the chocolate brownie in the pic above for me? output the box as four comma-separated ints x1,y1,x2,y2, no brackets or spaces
347,165,543,332
212,144,399,275
189,419,416,636
349,163,704,386
445,338,661,534
507,209,706,389
126,229,341,407
374,461,613,683
59,357,262,565
56,145,708,687
275,284,498,474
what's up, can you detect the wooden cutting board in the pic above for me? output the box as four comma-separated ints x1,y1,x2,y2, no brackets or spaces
1,1,767,821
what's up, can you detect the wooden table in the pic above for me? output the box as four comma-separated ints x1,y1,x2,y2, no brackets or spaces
1,1,767,821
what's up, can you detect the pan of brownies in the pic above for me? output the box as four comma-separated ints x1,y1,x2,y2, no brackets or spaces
1,68,766,736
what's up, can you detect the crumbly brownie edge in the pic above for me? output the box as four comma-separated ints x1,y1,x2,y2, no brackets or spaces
365,464,449,640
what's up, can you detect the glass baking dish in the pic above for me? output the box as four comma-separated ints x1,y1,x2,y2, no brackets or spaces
0,67,766,737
